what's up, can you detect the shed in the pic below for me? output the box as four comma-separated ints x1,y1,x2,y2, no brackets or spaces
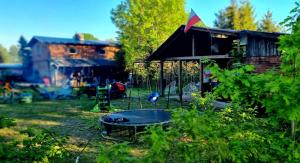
146,25,283,104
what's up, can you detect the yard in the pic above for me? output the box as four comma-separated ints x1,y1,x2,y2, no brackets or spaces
0,88,184,162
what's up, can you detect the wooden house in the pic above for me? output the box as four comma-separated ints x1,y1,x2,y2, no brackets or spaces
27,34,121,86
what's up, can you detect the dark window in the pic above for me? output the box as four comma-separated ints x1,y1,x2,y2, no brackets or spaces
68,47,78,54
96,47,105,55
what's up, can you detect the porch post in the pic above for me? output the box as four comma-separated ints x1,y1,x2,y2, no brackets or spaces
179,60,183,106
160,60,164,97
199,59,204,96
192,34,195,57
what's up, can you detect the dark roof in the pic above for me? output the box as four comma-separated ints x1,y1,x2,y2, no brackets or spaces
146,25,285,61
28,36,120,47
239,30,283,39
51,58,116,68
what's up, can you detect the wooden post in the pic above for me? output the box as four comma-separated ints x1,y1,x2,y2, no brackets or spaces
179,60,183,106
199,59,204,97
192,34,195,57
160,61,164,97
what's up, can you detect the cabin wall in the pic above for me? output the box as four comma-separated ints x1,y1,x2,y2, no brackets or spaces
48,44,119,60
30,42,51,82
245,35,281,72
245,56,280,73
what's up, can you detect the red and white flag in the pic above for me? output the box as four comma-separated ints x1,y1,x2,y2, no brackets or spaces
184,9,201,33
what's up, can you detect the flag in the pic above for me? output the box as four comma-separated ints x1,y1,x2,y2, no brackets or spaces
184,9,201,33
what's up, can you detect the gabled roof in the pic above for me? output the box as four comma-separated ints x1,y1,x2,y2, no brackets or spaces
28,36,119,47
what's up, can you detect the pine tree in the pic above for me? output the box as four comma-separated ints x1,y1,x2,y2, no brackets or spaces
258,10,280,32
214,0,239,29
18,36,28,58
214,0,257,30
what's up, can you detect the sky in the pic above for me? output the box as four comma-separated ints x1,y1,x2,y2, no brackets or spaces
0,0,296,48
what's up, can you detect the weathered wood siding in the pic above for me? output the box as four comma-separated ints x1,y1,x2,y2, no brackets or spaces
246,36,280,57
245,56,280,73
245,35,281,72
31,42,51,81
48,44,119,59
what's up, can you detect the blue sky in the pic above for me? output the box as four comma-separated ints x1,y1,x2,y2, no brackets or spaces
0,0,296,48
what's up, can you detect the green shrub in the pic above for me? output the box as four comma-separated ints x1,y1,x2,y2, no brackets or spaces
0,115,16,128
0,127,70,162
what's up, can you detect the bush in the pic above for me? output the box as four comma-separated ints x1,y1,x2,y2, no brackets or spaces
0,126,70,162
0,115,16,128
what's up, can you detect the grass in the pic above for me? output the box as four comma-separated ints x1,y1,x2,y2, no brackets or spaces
0,88,189,162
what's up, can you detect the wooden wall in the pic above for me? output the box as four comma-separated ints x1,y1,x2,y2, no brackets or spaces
47,44,119,60
30,42,51,82
243,35,281,72
246,36,280,57
245,56,280,73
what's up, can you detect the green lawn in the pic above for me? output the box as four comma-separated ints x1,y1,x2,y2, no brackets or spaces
0,88,187,162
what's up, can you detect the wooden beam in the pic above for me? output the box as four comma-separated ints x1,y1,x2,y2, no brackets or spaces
199,60,204,97
179,60,183,106
160,61,164,97
192,34,195,57
163,55,232,61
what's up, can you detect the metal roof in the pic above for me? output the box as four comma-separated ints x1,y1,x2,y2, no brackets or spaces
28,36,120,47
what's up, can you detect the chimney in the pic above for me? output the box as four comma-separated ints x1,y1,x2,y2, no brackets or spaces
74,33,84,41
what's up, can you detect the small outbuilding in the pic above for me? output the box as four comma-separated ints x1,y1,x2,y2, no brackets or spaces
146,25,283,103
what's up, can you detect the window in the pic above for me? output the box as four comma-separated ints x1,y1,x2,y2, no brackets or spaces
96,47,105,55
68,47,78,54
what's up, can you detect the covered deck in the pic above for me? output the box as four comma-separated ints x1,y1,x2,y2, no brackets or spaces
146,25,240,104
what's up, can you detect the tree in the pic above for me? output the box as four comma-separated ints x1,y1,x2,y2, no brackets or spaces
82,33,99,40
214,0,240,29
18,36,28,58
0,44,10,63
258,10,281,32
238,0,257,30
111,0,187,70
9,45,20,63
214,0,257,30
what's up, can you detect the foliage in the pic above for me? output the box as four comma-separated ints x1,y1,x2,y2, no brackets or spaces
18,35,28,58
214,0,257,30
0,115,16,128
258,10,281,32
111,0,187,70
19,128,69,162
279,1,300,77
9,45,20,63
0,44,10,63
97,142,138,163
0,122,69,162
82,33,99,40
237,0,257,30
214,0,239,29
